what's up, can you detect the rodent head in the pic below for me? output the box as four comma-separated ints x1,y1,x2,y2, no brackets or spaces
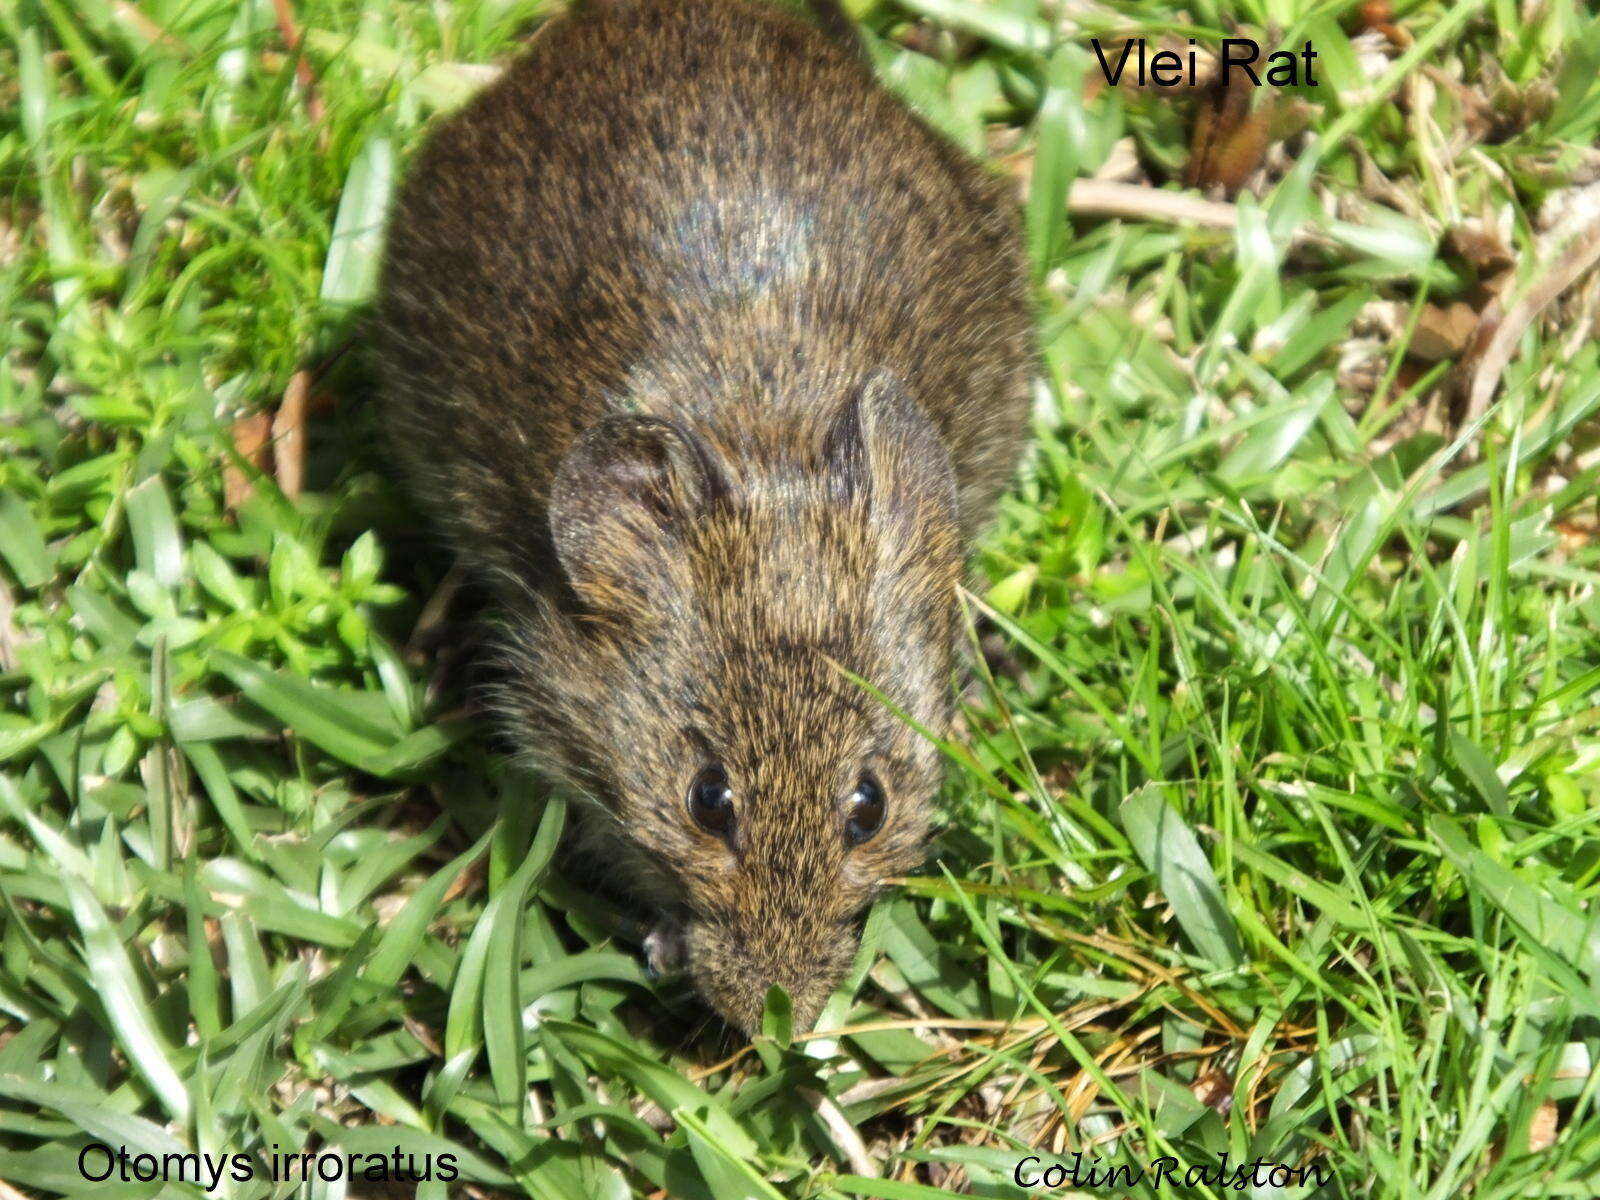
506,371,962,1034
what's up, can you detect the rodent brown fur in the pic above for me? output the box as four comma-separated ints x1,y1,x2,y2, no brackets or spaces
376,0,1033,1033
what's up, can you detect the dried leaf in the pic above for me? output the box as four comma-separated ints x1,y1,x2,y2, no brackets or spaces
1446,221,1515,275
1529,1099,1560,1153
272,370,311,501
224,411,272,513
1358,0,1393,27
270,0,326,126
1457,198,1600,422
1410,302,1480,361
1191,1067,1235,1116
1185,72,1276,194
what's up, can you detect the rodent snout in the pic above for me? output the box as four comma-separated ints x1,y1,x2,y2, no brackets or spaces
683,915,857,1036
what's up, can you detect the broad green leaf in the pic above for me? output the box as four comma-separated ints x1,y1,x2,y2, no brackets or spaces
0,493,52,588
676,1107,786,1200
366,821,497,989
322,133,394,306
63,876,190,1121
1120,784,1243,970
125,474,184,588
211,650,400,769
543,1020,757,1158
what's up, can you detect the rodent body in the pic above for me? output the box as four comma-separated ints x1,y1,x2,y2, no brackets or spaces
378,0,1032,1032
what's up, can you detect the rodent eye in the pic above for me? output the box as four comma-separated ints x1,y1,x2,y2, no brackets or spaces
845,774,886,846
688,764,735,840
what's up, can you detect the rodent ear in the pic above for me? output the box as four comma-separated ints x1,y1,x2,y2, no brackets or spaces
823,370,957,521
550,415,729,607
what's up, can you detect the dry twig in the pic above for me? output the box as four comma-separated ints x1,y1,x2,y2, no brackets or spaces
1459,197,1600,422
799,1087,879,1177
1067,179,1243,231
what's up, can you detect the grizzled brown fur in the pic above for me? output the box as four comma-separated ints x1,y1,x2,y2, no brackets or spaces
376,0,1033,1033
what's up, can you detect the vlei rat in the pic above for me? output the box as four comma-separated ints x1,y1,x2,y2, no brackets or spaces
377,0,1033,1033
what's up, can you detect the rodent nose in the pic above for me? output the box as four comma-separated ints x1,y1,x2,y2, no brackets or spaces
685,919,854,1036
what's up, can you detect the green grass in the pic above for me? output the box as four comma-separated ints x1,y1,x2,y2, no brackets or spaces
3,0,1600,1196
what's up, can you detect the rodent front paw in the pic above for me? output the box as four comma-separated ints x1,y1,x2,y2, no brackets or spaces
643,918,688,979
